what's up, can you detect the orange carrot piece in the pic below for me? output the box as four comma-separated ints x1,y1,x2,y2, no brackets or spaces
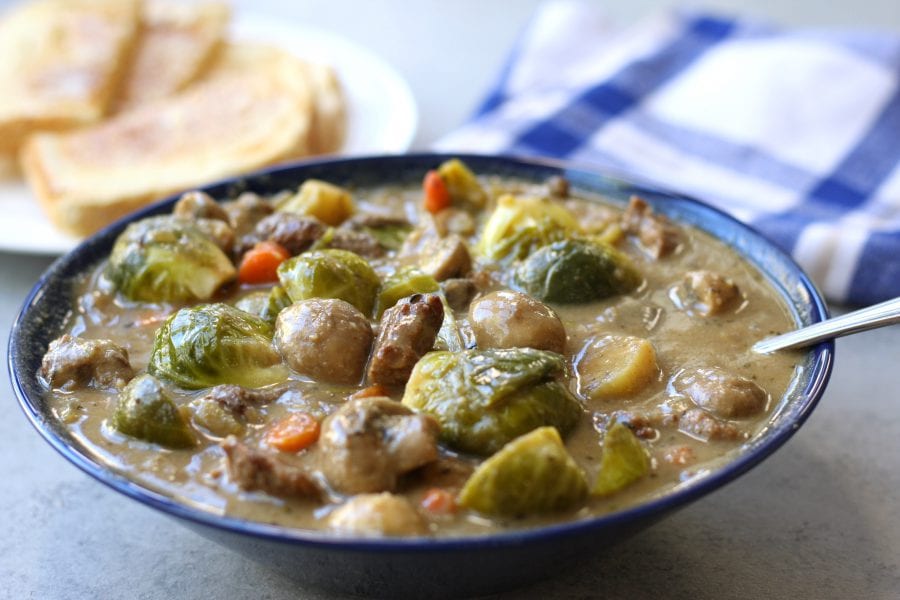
238,241,290,284
265,413,321,453
421,487,457,515
422,169,451,214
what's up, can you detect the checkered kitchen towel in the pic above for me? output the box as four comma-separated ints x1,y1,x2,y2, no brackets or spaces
436,1,900,306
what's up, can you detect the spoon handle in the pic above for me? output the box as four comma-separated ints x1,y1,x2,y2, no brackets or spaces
753,296,900,354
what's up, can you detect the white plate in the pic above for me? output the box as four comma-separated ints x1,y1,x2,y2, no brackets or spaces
0,12,418,255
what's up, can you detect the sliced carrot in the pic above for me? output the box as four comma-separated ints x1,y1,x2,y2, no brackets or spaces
421,487,457,515
238,241,290,284
422,169,451,214
265,413,320,453
349,384,390,400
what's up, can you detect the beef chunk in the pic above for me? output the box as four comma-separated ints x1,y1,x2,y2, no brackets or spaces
240,212,325,255
546,175,570,198
172,191,229,223
222,438,321,499
678,408,744,441
441,277,477,311
315,396,440,494
621,196,680,259
327,229,384,258
418,235,472,281
343,213,410,230
327,493,427,537
683,270,740,316
224,192,275,238
41,335,133,390
367,294,444,386
192,217,235,255
197,384,287,417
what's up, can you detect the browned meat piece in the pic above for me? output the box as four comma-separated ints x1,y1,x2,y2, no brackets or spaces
172,190,229,222
621,195,680,259
240,212,325,256
673,367,768,419
418,235,472,281
441,277,477,311
222,438,320,499
342,213,410,230
224,192,275,238
41,334,133,391
327,229,384,258
326,493,427,537
367,294,444,386
469,290,567,353
682,270,740,316
678,408,744,441
275,299,373,385
413,457,475,492
546,175,570,198
315,396,440,494
192,217,235,255
197,384,287,417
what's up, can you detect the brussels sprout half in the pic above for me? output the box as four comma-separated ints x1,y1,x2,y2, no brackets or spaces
375,267,439,318
477,195,580,263
148,303,286,390
513,239,641,304
592,422,651,496
277,249,380,316
105,216,236,303
402,348,583,455
112,374,195,448
458,426,588,517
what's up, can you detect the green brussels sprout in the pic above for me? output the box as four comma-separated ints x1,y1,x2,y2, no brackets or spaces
233,291,269,318
458,426,588,517
592,422,650,496
437,158,487,208
236,286,293,324
277,249,380,316
513,239,641,304
375,267,439,318
148,303,286,390
361,223,413,250
477,195,580,262
105,216,236,302
112,374,195,448
402,348,582,455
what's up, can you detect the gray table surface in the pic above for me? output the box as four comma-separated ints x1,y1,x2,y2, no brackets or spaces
3,1,900,599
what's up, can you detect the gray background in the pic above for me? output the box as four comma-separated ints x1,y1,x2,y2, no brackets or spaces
2,1,900,598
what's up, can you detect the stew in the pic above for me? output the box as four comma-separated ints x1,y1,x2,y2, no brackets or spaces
40,159,800,537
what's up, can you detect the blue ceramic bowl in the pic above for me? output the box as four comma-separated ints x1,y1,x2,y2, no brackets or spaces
8,154,833,598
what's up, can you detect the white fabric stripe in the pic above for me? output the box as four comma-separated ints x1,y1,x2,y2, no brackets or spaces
793,223,837,293
823,223,868,300
588,120,801,216
506,6,685,96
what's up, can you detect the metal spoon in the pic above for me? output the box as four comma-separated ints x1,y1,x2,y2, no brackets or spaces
753,296,900,354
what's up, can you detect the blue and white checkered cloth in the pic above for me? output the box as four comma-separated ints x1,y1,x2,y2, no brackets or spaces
436,2,900,305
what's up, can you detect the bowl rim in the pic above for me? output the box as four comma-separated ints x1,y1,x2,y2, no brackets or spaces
8,152,833,552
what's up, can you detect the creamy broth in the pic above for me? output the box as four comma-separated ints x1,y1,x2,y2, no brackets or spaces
44,169,801,537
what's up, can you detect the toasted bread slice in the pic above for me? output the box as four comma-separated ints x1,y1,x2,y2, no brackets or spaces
0,0,140,155
0,152,18,180
22,56,313,237
112,0,231,113
300,61,347,155
207,43,346,155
